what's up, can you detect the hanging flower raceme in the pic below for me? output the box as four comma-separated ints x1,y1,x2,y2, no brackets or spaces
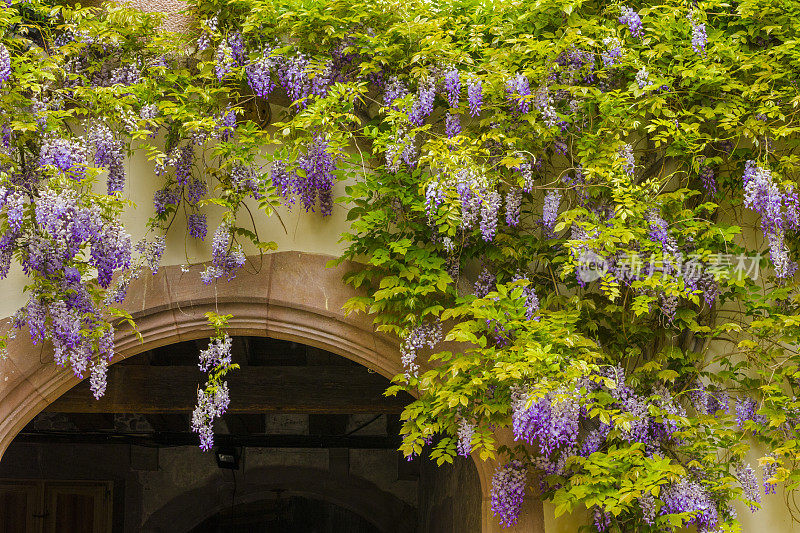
198,334,233,371
742,161,799,278
246,52,277,98
466,75,482,116
277,53,312,107
660,478,719,531
601,37,623,67
409,76,435,125
40,136,88,181
456,418,475,457
687,10,708,56
294,135,339,215
12,185,129,381
187,213,207,240
443,65,460,108
153,187,180,214
196,15,217,51
618,6,643,38
480,190,501,242
490,460,527,527
191,382,230,451
506,73,531,114
88,122,125,194
542,189,561,237
474,265,496,298
200,220,246,284
215,42,233,80
445,112,461,138
505,186,522,227
0,44,10,87
400,320,442,379
383,75,409,108
511,386,580,458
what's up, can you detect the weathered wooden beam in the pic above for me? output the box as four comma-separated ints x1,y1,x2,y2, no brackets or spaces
47,366,409,414
14,432,402,449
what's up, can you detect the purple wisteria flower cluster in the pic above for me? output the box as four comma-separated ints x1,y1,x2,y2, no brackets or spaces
215,42,233,80
467,76,482,117
191,381,230,451
506,73,531,114
88,122,125,194
198,334,233,371
1,183,130,390
601,38,623,67
762,456,778,494
443,65,460,108
480,190,501,242
196,16,217,52
400,320,442,379
230,164,263,199
40,136,88,181
296,135,338,215
444,111,461,138
735,396,767,429
510,272,540,321
511,385,579,459
505,186,522,227
619,143,635,175
490,460,527,527
187,213,207,240
688,11,708,56
0,44,10,87
736,463,762,511
424,181,444,220
456,417,475,456
409,76,435,126
504,366,728,527
660,478,719,532
474,265,496,298
635,66,650,89
246,50,278,98
698,157,716,195
618,7,643,38
742,161,799,278
507,365,691,511
542,190,562,237
200,220,246,284
270,137,338,215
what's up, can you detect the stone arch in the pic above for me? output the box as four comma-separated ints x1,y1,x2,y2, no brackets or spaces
0,252,400,459
0,251,543,532
140,465,415,533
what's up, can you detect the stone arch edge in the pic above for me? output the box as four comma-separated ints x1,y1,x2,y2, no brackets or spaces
0,252,403,458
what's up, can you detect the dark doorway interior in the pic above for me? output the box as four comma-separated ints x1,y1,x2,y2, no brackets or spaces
0,337,482,533
189,496,380,533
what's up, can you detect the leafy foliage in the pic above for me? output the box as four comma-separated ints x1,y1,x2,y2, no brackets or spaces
2,0,800,530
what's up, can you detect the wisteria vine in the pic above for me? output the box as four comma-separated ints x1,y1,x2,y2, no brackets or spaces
1,1,800,532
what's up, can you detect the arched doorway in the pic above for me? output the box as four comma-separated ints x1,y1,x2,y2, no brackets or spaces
0,253,515,531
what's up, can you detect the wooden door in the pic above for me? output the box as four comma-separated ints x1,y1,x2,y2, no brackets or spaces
43,482,111,533
0,481,38,533
0,480,112,533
